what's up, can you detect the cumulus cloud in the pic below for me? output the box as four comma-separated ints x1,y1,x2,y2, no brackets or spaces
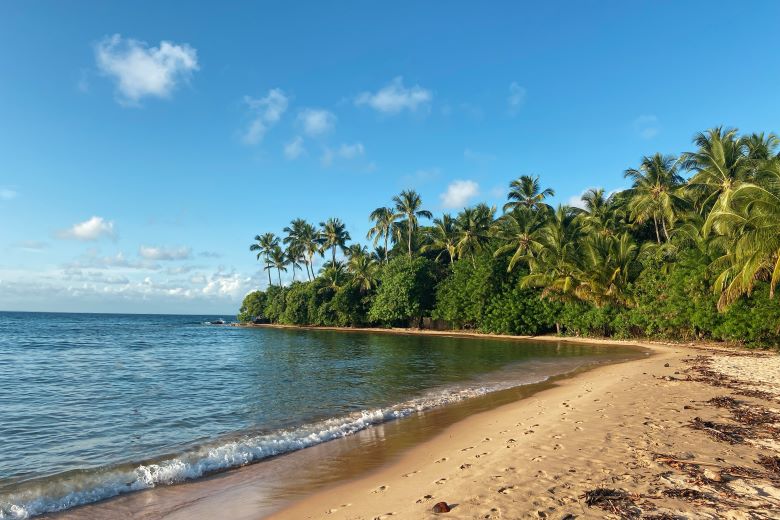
320,142,365,166
57,216,116,241
298,108,336,137
508,82,526,114
243,88,289,145
0,188,18,200
94,34,198,105
440,180,480,209
355,77,432,114
634,115,660,139
284,136,306,159
139,245,192,261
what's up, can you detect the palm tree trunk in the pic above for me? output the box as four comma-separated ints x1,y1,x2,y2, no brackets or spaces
332,246,336,265
407,220,413,257
653,215,661,244
277,268,282,286
384,233,389,263
266,255,273,286
306,261,312,281
661,217,670,242
292,264,296,282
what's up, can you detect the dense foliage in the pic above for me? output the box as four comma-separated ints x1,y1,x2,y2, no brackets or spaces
240,127,780,348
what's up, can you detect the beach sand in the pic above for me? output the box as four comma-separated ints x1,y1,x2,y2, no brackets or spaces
269,338,780,519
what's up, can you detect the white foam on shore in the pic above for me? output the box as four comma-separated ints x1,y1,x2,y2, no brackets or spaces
0,375,552,519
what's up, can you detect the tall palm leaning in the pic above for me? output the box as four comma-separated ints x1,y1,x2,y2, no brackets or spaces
366,206,396,263
249,232,280,287
623,153,686,244
503,175,555,213
392,190,432,257
283,218,315,281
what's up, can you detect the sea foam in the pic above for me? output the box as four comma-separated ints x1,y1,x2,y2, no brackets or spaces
0,377,544,519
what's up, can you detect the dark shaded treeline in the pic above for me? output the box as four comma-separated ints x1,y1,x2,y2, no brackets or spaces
239,127,780,347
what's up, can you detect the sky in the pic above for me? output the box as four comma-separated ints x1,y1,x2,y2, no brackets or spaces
2,1,780,314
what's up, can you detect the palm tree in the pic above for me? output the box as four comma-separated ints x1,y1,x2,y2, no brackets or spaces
318,261,346,293
492,206,546,272
346,243,368,259
503,175,555,213
249,232,279,287
624,153,686,243
521,206,584,310
392,190,433,257
575,233,643,307
371,246,388,263
285,245,304,282
706,159,780,309
283,218,318,281
367,207,396,263
578,188,620,237
319,218,351,264
455,203,495,262
681,127,751,215
422,214,458,264
347,253,379,293
265,245,288,286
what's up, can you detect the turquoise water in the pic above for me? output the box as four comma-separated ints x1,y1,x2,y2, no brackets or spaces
0,312,641,518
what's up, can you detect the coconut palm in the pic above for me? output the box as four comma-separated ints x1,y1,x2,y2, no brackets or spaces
575,233,643,307
578,188,622,237
392,190,433,257
681,127,751,215
492,206,546,272
265,245,288,286
285,245,304,282
455,204,495,262
249,232,279,286
319,218,351,264
283,219,315,281
346,243,369,259
347,253,379,293
503,175,555,213
367,206,396,263
623,153,686,243
706,159,780,309
422,214,458,264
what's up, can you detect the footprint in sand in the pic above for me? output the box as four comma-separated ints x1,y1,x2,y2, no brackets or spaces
475,452,489,458
435,477,448,485
553,444,563,450
461,446,474,452
460,463,472,470
371,485,389,494
402,470,419,478
435,457,448,463
531,455,545,462
498,485,515,494
483,507,501,519
373,514,396,520
415,494,433,503
552,434,564,439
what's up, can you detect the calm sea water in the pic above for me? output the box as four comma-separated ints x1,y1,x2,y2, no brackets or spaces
0,312,641,518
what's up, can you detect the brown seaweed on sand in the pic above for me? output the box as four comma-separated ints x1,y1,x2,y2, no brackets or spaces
662,488,709,502
689,417,747,444
580,488,640,518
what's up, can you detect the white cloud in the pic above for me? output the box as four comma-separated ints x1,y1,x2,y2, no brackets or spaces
440,180,480,209
0,189,18,200
508,82,526,114
139,245,192,261
95,34,198,105
57,216,116,241
14,240,48,252
298,108,336,137
320,142,365,166
202,271,251,297
242,88,289,145
633,115,660,139
337,142,365,159
355,76,432,114
284,136,306,159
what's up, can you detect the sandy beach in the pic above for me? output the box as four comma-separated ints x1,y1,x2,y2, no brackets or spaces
266,336,780,520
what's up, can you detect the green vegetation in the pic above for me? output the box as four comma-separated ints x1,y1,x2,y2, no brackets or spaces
239,127,780,348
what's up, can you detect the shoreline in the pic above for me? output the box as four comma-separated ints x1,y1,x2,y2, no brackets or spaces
45,333,780,519
270,339,780,519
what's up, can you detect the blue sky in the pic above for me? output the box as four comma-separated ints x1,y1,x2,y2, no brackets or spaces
2,1,780,314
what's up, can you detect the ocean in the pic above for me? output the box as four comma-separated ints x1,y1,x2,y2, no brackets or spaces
0,311,641,518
